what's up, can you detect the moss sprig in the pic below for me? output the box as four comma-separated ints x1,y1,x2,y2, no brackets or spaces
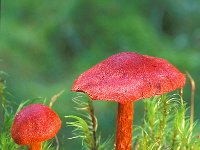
133,94,200,150
65,93,113,150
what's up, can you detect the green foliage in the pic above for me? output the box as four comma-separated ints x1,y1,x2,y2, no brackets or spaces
66,115,93,148
65,94,113,150
0,73,18,149
0,105,20,150
133,95,200,150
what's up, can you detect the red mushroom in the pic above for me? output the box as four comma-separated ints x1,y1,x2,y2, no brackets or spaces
11,104,61,150
72,52,186,150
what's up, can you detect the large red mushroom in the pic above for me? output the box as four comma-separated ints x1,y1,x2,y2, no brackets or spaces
11,104,61,150
72,52,186,150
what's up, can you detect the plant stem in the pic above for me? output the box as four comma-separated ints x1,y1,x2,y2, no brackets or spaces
179,88,183,105
55,135,60,150
30,142,41,150
157,96,167,148
116,102,133,150
186,72,195,131
171,128,177,150
88,100,97,149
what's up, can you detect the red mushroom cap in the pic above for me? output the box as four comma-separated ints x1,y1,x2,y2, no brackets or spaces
72,52,186,104
11,104,61,145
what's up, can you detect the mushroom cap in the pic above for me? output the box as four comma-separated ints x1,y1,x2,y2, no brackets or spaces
11,104,61,145
72,52,186,104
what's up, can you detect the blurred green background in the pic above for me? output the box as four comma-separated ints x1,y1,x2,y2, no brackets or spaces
1,0,200,149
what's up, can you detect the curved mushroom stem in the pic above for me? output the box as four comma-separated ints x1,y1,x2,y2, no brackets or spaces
30,142,41,150
116,102,133,150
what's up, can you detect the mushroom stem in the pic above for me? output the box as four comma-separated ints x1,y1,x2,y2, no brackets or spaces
30,142,41,150
116,102,133,150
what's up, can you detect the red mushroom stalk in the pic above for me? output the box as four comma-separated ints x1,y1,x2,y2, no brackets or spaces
11,104,61,150
116,102,133,149
30,143,41,150
72,52,186,150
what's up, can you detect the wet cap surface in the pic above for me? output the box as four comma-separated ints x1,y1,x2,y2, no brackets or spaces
72,52,186,104
11,104,61,145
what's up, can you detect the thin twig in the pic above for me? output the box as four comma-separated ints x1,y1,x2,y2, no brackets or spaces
179,88,184,105
49,90,65,150
186,72,195,131
88,100,98,150
55,135,60,150
49,90,65,108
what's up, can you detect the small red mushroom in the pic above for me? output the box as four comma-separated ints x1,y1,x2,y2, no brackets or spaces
11,104,61,150
72,52,186,150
